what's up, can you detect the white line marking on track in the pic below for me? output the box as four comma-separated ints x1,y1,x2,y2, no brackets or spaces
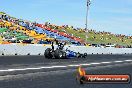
124,60,132,62
101,62,111,64
114,61,123,63
0,59,131,72
90,63,101,65
68,65,80,67
80,64,91,66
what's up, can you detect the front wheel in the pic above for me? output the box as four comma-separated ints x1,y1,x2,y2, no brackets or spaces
76,52,81,58
83,53,87,58
54,49,63,59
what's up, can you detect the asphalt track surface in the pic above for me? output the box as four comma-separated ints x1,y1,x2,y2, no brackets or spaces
0,55,132,88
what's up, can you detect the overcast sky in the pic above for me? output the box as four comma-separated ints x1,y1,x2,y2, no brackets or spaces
0,0,132,35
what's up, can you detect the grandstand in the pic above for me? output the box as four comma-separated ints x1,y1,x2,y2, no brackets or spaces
0,12,132,48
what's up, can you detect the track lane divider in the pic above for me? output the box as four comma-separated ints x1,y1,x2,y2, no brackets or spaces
0,59,131,72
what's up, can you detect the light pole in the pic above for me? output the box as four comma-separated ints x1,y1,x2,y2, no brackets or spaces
85,0,91,42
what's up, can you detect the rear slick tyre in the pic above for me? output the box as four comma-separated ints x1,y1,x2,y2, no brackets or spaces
44,48,53,59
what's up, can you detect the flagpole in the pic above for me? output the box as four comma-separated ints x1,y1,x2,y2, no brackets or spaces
85,0,90,42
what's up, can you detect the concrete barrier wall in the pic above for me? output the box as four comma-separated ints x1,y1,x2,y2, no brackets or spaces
0,44,132,55
0,44,50,55
69,46,132,54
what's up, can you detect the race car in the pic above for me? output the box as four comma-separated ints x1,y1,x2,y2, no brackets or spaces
66,49,87,58
44,41,87,59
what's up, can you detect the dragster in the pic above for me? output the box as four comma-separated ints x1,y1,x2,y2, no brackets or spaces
44,40,87,59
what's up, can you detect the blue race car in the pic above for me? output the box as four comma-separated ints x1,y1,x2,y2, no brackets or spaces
44,41,87,59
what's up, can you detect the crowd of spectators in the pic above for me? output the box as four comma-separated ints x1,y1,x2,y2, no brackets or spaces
0,14,38,44
0,13,81,45
44,22,132,48
44,21,132,39
0,12,132,48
